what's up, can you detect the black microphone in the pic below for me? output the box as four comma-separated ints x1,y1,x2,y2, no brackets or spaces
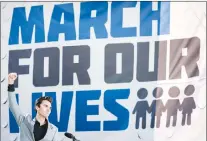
64,132,80,141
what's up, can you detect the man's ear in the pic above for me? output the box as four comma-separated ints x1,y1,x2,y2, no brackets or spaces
35,105,39,111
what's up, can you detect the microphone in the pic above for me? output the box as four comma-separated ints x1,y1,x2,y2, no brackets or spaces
64,132,80,141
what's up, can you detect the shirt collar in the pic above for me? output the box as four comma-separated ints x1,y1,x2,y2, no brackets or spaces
34,118,48,126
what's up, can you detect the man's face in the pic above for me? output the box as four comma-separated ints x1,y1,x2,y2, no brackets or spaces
36,100,52,118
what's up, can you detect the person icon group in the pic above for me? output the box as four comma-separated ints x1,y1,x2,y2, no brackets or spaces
132,85,196,129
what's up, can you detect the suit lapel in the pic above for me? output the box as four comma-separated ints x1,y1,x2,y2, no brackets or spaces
43,123,55,140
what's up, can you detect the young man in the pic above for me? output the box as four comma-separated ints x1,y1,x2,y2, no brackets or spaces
8,73,68,141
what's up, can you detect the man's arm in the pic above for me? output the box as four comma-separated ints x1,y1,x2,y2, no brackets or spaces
52,127,67,141
7,73,24,126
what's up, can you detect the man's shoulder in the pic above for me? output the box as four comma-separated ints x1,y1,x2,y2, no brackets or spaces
22,114,33,121
17,113,33,124
48,122,58,131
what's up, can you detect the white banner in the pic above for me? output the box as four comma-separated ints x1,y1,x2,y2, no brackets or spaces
1,2,206,141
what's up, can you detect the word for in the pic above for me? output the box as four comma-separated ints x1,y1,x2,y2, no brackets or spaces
9,37,200,88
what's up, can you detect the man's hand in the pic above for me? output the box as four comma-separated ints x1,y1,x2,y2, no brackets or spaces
8,73,17,85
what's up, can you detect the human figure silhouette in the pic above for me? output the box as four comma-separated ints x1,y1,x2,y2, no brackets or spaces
179,85,196,126
165,86,181,127
148,87,166,128
132,88,150,129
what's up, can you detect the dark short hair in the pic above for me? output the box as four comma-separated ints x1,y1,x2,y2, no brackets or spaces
35,96,53,112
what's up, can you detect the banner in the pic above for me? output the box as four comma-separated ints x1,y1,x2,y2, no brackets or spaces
1,2,206,141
